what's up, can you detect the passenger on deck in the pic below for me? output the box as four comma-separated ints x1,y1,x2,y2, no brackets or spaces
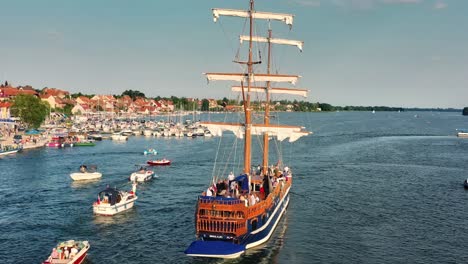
249,193,256,206
228,171,235,182
206,187,214,197
80,165,87,173
216,180,227,196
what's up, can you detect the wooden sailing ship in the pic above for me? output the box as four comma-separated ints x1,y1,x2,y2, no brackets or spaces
185,0,311,258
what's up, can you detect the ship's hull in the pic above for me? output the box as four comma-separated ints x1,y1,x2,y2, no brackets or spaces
185,187,290,258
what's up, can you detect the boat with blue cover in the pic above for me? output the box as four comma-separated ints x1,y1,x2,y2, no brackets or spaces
185,0,311,259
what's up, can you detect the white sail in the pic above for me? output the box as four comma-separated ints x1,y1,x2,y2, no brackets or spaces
231,86,308,97
239,36,303,51
205,73,300,85
202,122,311,143
212,9,294,26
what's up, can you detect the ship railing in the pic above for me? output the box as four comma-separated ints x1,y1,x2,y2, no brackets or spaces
198,196,243,205
197,219,247,236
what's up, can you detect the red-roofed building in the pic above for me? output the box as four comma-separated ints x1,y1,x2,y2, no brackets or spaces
0,102,12,118
0,87,38,100
72,104,92,115
42,88,70,99
40,95,65,109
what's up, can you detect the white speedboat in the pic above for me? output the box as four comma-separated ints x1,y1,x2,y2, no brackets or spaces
129,167,155,182
70,165,102,181
457,131,468,138
143,129,153,137
121,129,133,136
93,183,137,216
42,240,90,264
111,133,128,141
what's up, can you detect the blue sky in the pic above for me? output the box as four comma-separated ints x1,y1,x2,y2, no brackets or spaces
1,0,466,108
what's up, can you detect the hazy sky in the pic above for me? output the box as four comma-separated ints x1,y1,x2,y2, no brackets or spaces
1,0,467,108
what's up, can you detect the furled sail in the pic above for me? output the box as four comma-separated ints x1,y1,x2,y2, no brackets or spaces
205,73,300,85
231,86,308,97
239,35,303,51
201,122,311,142
212,9,294,26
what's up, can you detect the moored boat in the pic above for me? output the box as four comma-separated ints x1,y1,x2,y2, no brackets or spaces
185,0,311,259
464,179,468,189
111,132,128,141
147,158,171,166
74,140,96,147
42,240,90,264
0,144,21,156
70,165,102,181
46,137,64,148
93,183,137,216
129,166,155,182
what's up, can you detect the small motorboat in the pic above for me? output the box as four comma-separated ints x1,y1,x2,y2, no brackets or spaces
42,240,90,264
0,144,21,156
464,179,468,189
129,166,155,182
143,148,158,155
147,158,171,166
70,165,102,181
111,133,128,141
88,133,102,141
93,183,137,216
74,140,96,147
121,129,133,136
457,131,468,138
46,137,64,148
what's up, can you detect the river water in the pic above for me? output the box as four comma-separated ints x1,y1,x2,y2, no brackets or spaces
1,111,467,263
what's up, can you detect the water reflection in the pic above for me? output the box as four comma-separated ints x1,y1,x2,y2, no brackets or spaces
93,209,138,225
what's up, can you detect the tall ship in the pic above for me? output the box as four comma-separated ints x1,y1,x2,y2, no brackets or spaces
184,0,311,259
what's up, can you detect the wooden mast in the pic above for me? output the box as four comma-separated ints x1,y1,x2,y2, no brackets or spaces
243,0,254,174
262,27,272,174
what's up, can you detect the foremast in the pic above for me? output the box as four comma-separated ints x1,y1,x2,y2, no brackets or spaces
243,0,255,175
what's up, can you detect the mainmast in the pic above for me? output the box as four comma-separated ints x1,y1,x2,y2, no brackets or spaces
262,27,272,174
243,0,255,174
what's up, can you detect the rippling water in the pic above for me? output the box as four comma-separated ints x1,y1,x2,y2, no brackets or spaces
1,111,468,263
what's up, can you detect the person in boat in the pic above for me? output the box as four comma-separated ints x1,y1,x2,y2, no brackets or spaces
139,166,145,173
80,165,87,173
70,246,78,259
51,248,59,259
64,247,69,259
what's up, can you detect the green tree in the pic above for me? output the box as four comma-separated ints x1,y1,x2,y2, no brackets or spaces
10,94,48,128
62,103,74,116
201,99,210,111
463,107,468,116
122,90,145,100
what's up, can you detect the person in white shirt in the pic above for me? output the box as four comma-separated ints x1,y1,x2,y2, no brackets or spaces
206,187,213,197
70,247,78,259
228,171,235,182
